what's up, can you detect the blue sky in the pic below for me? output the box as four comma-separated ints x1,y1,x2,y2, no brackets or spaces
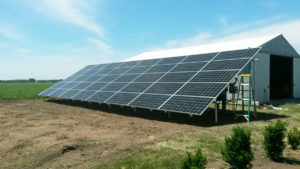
1,0,300,80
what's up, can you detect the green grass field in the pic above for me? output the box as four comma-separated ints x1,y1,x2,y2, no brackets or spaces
0,82,56,100
95,103,300,169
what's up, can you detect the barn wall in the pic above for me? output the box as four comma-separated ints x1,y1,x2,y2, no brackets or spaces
294,58,300,98
252,53,270,103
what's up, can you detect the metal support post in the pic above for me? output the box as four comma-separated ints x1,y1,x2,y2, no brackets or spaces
241,77,245,112
248,76,251,122
215,99,218,123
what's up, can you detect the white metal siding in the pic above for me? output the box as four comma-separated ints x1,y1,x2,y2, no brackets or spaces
294,58,300,98
253,53,270,103
260,35,299,58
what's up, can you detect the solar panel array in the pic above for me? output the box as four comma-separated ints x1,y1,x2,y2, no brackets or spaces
40,48,260,115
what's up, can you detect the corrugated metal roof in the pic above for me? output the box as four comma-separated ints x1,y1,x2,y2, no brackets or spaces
125,34,299,61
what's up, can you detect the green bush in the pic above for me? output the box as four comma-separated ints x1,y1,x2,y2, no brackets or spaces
221,126,253,169
287,127,300,150
263,120,286,161
181,148,207,169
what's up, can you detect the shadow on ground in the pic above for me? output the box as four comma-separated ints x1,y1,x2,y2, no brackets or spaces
47,99,289,127
282,157,300,165
270,98,300,105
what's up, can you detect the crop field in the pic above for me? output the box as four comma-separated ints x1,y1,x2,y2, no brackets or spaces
0,82,55,100
0,84,299,169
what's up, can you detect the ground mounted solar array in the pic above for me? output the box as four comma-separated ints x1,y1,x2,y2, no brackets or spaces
40,48,260,115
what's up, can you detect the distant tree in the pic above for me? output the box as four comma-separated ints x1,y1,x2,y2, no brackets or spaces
28,78,36,83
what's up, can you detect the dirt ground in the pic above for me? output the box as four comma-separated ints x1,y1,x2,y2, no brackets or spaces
0,99,299,169
0,99,197,169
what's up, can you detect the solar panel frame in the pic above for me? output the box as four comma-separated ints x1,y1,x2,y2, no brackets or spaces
84,60,142,101
48,62,124,99
144,82,184,95
129,93,171,109
72,90,96,100
127,55,189,105
203,58,250,70
182,52,218,63
177,82,227,97
156,48,261,115
160,96,213,114
106,92,139,105
41,48,261,116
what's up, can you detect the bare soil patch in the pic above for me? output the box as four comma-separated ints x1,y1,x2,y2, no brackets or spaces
0,99,299,169
0,99,194,169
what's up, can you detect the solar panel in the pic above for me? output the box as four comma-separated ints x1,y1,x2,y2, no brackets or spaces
136,59,160,66
127,66,151,74
157,56,185,65
60,89,80,98
145,83,183,94
190,70,239,82
41,48,260,115
87,91,115,102
115,74,140,82
160,96,213,114
60,82,78,89
64,75,80,82
73,82,91,90
177,83,227,97
171,62,207,72
72,65,95,76
85,75,103,82
86,82,108,90
159,72,196,82
73,76,89,82
101,83,128,92
95,68,113,75
119,60,139,67
106,92,139,105
73,90,96,100
109,67,131,74
52,82,66,88
203,58,249,70
130,94,170,109
49,89,65,97
146,64,176,73
134,73,165,82
213,48,258,60
183,53,217,63
121,83,152,93
99,75,120,82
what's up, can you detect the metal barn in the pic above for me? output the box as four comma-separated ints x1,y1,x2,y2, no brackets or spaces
126,34,300,103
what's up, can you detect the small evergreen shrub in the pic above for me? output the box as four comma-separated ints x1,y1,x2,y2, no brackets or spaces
263,120,286,161
287,127,300,150
181,148,207,169
221,126,253,169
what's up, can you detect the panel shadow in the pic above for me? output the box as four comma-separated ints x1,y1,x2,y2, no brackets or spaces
46,99,289,127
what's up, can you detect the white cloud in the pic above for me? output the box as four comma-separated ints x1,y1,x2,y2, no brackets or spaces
36,0,105,38
220,15,284,35
166,32,214,48
87,38,114,55
30,0,114,59
218,19,300,49
164,19,300,52
0,23,23,40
